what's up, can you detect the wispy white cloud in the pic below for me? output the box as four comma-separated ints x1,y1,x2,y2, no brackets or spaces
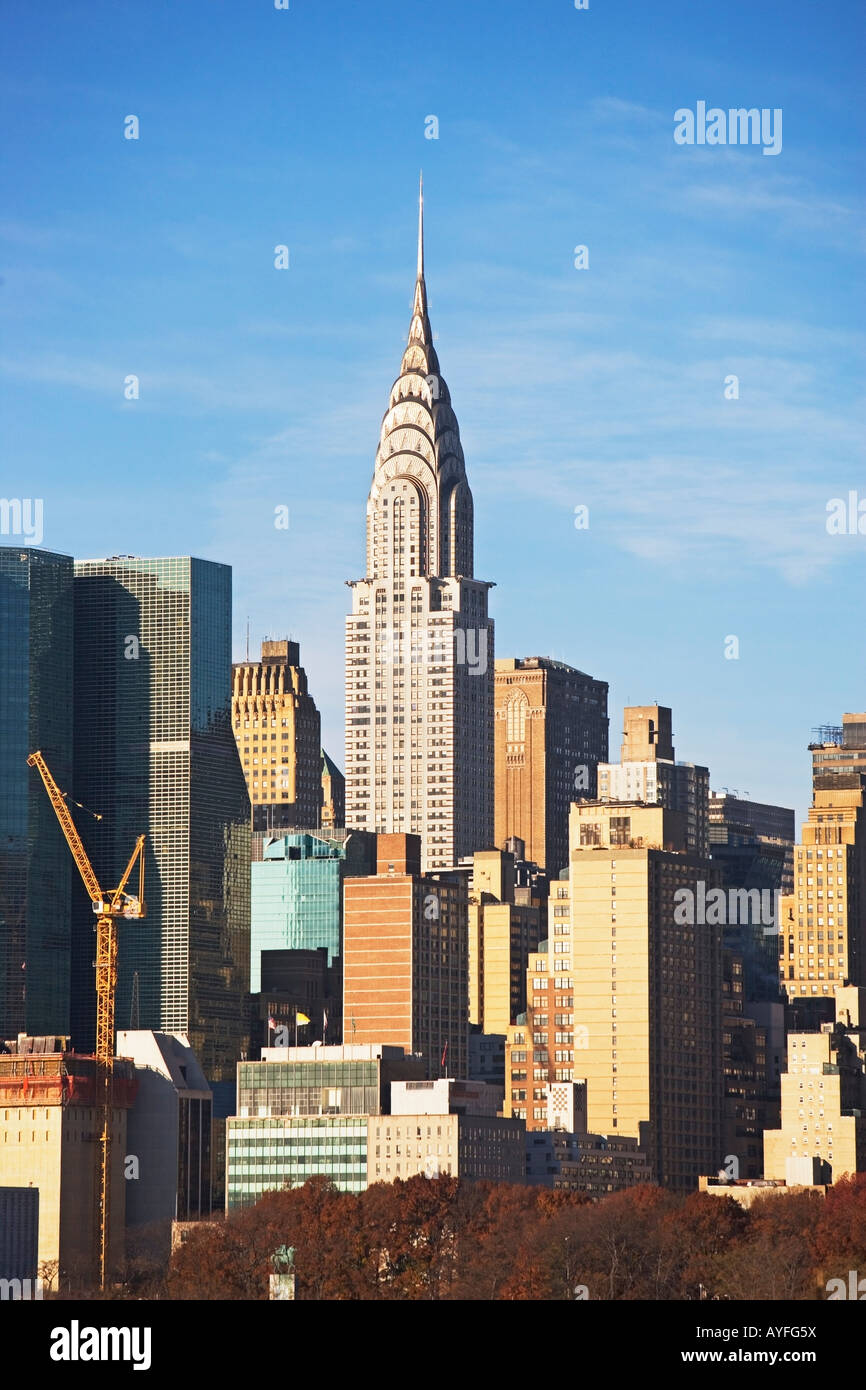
588,96,667,126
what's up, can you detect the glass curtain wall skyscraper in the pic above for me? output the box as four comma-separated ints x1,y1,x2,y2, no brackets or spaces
72,557,250,1081
0,547,74,1036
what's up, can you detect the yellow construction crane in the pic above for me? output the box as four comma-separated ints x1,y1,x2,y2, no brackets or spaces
27,751,145,1291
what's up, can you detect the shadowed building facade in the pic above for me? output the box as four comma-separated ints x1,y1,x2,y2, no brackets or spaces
321,749,345,832
72,557,250,1082
0,548,74,1038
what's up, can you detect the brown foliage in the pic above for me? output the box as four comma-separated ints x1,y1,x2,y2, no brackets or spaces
163,1174,859,1301
812,1172,866,1282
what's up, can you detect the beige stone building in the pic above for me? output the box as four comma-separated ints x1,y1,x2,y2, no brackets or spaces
763,985,866,1182
232,639,321,833
468,848,543,1035
698,1175,827,1207
494,657,608,878
342,834,468,1079
0,1041,134,1287
505,802,723,1191
777,775,866,1017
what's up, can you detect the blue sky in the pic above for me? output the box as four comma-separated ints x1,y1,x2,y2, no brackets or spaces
2,0,863,824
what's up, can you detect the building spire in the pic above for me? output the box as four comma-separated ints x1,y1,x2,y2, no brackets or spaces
410,172,430,333
417,170,424,280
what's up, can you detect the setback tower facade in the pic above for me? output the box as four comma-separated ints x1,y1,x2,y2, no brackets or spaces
345,181,494,871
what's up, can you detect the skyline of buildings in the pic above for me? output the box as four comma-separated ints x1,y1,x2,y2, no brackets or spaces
1,183,863,1297
4,529,856,1285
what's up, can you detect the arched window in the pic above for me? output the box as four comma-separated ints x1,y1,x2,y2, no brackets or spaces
446,480,473,577
391,483,426,578
507,690,528,744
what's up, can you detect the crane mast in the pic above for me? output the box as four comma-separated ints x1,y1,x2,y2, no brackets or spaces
27,751,145,1291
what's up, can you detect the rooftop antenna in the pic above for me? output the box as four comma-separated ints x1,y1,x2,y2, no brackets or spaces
417,169,424,280
130,970,140,1030
246,617,250,661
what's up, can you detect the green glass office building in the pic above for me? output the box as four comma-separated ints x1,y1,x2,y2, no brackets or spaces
250,830,375,991
0,547,74,1036
72,557,250,1081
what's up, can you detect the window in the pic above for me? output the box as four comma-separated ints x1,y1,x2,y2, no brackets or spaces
506,691,528,744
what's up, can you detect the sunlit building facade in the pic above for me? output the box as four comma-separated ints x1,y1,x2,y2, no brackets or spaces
232,640,322,833
345,182,494,871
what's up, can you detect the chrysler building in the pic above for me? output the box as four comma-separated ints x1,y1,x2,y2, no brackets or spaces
345,179,494,871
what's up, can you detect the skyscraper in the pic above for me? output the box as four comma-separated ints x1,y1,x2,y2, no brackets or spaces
0,547,74,1037
494,656,609,877
232,639,322,833
345,181,494,872
72,557,250,1082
